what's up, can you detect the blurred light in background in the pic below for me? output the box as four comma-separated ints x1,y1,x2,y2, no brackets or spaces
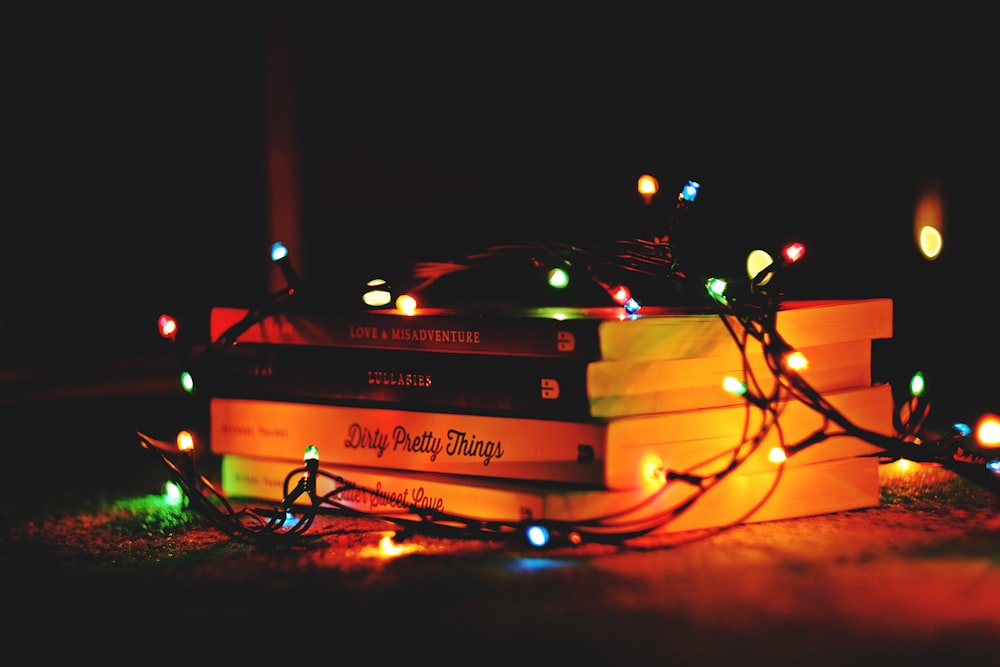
914,183,945,261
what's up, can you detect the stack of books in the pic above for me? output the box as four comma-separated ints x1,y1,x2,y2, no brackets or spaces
205,298,894,536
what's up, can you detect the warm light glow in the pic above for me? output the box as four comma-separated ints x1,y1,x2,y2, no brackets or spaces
746,249,774,284
363,278,392,307
637,173,659,204
158,314,178,339
640,453,666,487
768,447,787,464
784,350,809,371
918,225,943,260
608,284,631,305
894,458,915,472
360,532,422,558
782,242,806,264
914,185,945,260
396,293,417,315
378,534,405,556
176,430,194,452
975,414,1000,448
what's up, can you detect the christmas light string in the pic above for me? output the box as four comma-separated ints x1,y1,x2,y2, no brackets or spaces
143,177,1000,549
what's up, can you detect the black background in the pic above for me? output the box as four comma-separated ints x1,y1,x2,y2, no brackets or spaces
6,2,998,366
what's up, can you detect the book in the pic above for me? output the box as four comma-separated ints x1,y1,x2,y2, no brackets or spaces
208,381,893,489
198,337,877,420
218,453,881,536
209,297,892,362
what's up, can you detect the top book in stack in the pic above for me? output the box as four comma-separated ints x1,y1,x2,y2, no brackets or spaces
209,298,893,362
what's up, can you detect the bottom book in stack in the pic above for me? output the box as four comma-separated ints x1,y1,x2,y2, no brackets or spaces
219,453,880,536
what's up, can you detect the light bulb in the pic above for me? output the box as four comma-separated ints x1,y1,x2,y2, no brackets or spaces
637,173,659,205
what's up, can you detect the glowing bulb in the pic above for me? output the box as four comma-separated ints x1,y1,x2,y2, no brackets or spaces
395,294,417,315
723,376,747,396
706,278,728,303
909,371,925,397
176,430,194,453
363,278,392,307
768,447,787,464
162,480,185,506
525,525,550,548
178,371,195,394
157,314,178,340
304,445,319,461
975,414,1000,448
547,268,570,289
378,534,405,556
679,180,700,202
919,225,943,260
641,453,666,485
270,241,289,262
892,458,914,472
914,186,944,260
637,173,659,204
746,249,774,284
782,242,806,264
608,285,631,305
784,351,809,372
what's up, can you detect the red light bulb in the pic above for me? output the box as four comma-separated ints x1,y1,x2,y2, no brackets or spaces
608,285,631,305
158,314,178,340
782,242,806,264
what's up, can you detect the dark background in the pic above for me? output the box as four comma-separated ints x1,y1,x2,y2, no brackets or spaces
5,3,998,383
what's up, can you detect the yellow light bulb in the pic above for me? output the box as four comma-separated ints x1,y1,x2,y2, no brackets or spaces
395,293,417,315
176,430,195,452
975,414,1000,448
784,351,809,371
637,173,658,205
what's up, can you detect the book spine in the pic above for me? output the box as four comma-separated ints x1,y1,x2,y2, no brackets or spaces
198,336,877,421
199,343,598,421
209,397,610,486
220,454,880,536
210,297,893,362
210,307,605,359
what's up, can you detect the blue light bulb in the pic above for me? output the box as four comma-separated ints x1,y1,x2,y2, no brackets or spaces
525,525,550,548
270,242,289,262
680,180,700,202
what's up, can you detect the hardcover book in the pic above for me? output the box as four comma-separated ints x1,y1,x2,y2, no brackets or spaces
198,337,877,420
209,298,892,362
208,381,892,489
219,453,881,536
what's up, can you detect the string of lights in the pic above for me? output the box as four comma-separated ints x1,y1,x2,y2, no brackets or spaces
144,177,1000,549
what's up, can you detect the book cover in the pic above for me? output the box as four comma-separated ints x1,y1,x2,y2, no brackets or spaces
209,382,892,489
210,297,892,362
198,337,875,420
219,454,881,536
